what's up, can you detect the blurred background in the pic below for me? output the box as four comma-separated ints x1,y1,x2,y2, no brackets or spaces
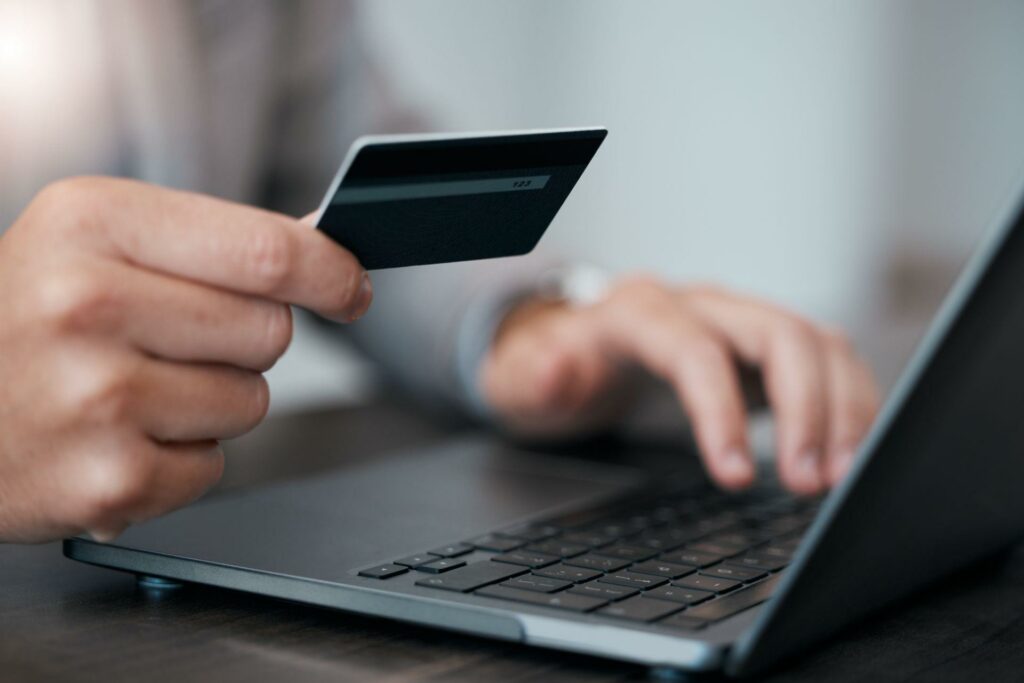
2,0,1023,412
355,0,1024,390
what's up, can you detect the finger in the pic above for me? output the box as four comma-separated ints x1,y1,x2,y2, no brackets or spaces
482,313,617,434
129,358,270,442
682,289,830,494
486,325,580,418
59,177,372,321
73,437,225,540
821,332,881,485
763,323,829,494
521,315,613,415
597,283,755,489
82,260,293,371
127,440,226,525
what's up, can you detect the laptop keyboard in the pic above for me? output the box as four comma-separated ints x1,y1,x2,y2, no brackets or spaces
357,486,818,631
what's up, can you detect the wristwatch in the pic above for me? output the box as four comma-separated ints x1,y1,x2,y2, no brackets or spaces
537,263,612,308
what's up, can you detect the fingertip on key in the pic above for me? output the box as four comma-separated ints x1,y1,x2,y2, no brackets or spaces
716,447,756,490
784,448,825,495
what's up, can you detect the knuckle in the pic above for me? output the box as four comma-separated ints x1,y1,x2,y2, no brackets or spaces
681,335,730,369
607,273,672,314
613,273,665,298
36,266,115,334
245,226,294,294
77,449,152,527
63,360,135,427
821,326,854,354
32,177,107,235
679,281,728,300
769,312,817,346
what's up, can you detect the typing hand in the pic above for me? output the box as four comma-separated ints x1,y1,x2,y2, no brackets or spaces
479,276,880,495
0,177,372,543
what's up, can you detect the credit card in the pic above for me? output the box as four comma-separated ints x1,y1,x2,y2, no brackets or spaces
313,127,606,269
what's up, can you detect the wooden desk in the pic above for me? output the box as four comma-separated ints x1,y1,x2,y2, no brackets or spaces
3,399,1023,682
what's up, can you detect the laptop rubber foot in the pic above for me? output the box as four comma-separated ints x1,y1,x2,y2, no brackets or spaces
135,575,184,590
648,666,702,682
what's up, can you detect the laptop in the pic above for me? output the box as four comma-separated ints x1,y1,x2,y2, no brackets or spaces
65,176,1024,677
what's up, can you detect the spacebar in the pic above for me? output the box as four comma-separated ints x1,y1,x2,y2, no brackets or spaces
684,575,781,622
415,562,527,593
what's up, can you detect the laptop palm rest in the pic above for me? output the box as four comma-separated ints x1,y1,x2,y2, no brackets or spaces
82,437,645,584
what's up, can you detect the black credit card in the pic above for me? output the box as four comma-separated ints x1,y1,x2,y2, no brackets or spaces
314,127,607,269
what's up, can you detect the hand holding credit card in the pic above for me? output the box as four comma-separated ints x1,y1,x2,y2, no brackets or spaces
313,128,606,269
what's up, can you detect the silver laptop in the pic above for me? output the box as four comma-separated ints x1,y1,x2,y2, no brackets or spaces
65,176,1024,677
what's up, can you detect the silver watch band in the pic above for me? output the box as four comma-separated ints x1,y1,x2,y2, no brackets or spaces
537,263,612,308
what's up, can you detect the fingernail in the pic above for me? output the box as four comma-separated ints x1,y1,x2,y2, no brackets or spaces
798,448,823,488
723,448,754,481
348,272,373,322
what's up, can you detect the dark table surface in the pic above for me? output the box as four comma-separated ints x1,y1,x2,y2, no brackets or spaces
3,398,1024,683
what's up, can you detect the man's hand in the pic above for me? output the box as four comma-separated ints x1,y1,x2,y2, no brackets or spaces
0,177,372,543
480,276,880,495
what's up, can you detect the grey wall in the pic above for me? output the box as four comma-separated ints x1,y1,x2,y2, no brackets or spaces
359,0,1024,331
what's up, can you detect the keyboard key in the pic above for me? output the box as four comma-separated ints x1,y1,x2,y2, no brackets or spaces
630,560,695,580
415,561,526,592
591,520,637,538
702,531,765,549
593,544,658,562
635,530,691,552
496,524,561,542
533,564,602,583
643,585,714,605
564,554,631,573
651,505,680,523
476,585,607,612
757,544,795,561
427,543,474,558
467,535,524,552
684,576,779,622
658,523,708,542
774,537,803,552
492,550,559,569
762,514,807,535
659,549,724,568
568,582,639,601
701,564,767,583
599,571,668,590
500,575,571,593
598,596,684,623
731,553,789,572
358,564,408,579
417,558,466,573
393,554,437,568
673,574,742,594
560,531,616,548
659,613,708,631
525,540,589,558
688,541,744,557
